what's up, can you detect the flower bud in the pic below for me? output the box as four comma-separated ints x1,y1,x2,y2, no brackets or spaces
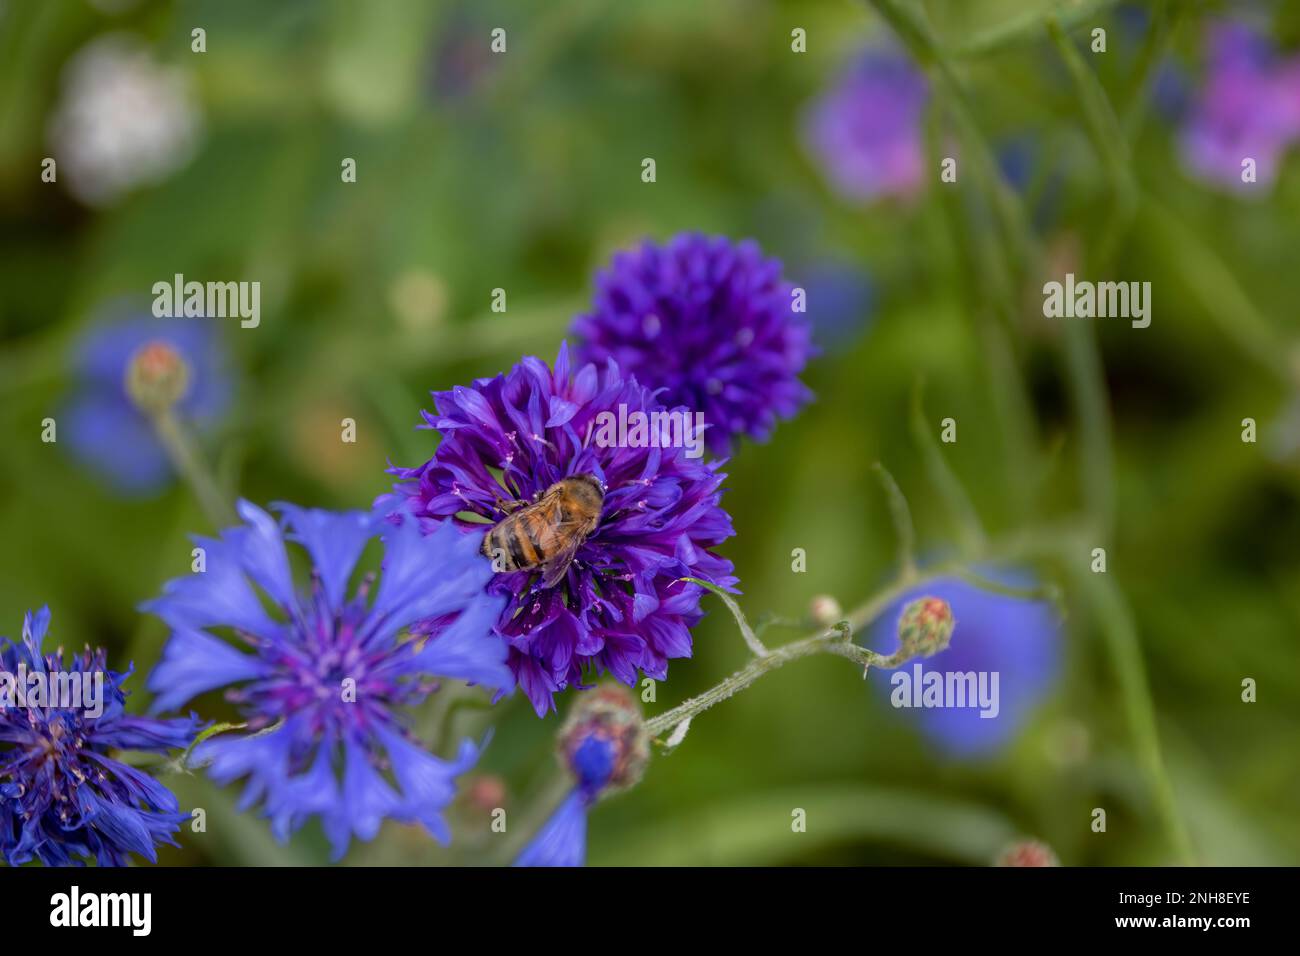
896,596,955,659
808,594,844,627
995,839,1059,867
558,683,649,799
125,339,191,413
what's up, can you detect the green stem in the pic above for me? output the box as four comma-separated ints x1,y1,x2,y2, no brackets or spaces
150,409,238,529
646,569,953,738
953,0,1125,58
910,378,986,556
898,2,1041,510
1079,572,1194,864
1046,15,1138,265
680,577,768,657
871,463,917,580
1062,320,1116,542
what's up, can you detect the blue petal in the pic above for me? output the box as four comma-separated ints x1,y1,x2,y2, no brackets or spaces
146,626,267,712
369,516,493,644
61,392,172,493
194,722,296,814
95,714,205,753
404,594,512,690
22,606,51,648
229,500,297,612
76,788,158,864
263,750,339,844
143,534,282,639
514,790,587,867
377,728,478,844
274,503,378,611
323,742,403,861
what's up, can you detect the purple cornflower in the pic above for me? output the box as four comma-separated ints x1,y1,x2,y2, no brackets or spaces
1,607,202,867
62,309,231,493
865,570,1061,758
144,501,509,859
572,234,815,456
515,684,648,867
380,343,738,716
1181,20,1300,191
802,48,929,203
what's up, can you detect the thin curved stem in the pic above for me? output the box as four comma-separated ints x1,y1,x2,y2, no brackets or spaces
150,409,237,529
646,569,952,738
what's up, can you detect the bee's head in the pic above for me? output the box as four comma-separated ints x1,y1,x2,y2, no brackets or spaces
569,473,605,506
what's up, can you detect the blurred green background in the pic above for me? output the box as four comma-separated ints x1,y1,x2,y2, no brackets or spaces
1,0,1298,866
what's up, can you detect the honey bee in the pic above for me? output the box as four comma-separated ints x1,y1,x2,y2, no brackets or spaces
481,474,605,587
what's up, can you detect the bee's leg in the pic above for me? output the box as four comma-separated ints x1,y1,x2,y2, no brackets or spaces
493,494,529,515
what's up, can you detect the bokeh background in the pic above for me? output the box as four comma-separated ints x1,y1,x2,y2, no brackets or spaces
2,0,1299,866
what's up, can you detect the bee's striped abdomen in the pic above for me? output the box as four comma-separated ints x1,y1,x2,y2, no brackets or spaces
483,511,549,571
520,511,549,562
482,474,604,578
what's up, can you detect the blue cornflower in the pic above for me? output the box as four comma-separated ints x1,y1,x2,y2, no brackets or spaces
62,308,231,494
1,607,202,867
865,570,1062,758
144,501,510,859
515,684,648,867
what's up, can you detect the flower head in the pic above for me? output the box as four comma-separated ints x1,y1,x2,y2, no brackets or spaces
144,501,509,859
1,607,201,867
515,684,648,867
572,234,814,456
866,570,1061,758
47,33,202,206
1180,20,1300,191
380,343,737,715
62,309,231,494
802,48,929,202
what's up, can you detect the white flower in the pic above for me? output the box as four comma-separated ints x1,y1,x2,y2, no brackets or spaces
47,34,201,205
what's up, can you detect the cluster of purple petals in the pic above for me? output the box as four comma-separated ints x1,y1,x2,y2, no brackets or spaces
1,607,202,866
380,343,737,715
572,233,814,456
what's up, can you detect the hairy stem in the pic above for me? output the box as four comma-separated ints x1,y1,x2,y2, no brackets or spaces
647,571,948,738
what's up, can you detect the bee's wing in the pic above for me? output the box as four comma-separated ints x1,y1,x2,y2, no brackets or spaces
539,542,581,589
538,514,592,588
